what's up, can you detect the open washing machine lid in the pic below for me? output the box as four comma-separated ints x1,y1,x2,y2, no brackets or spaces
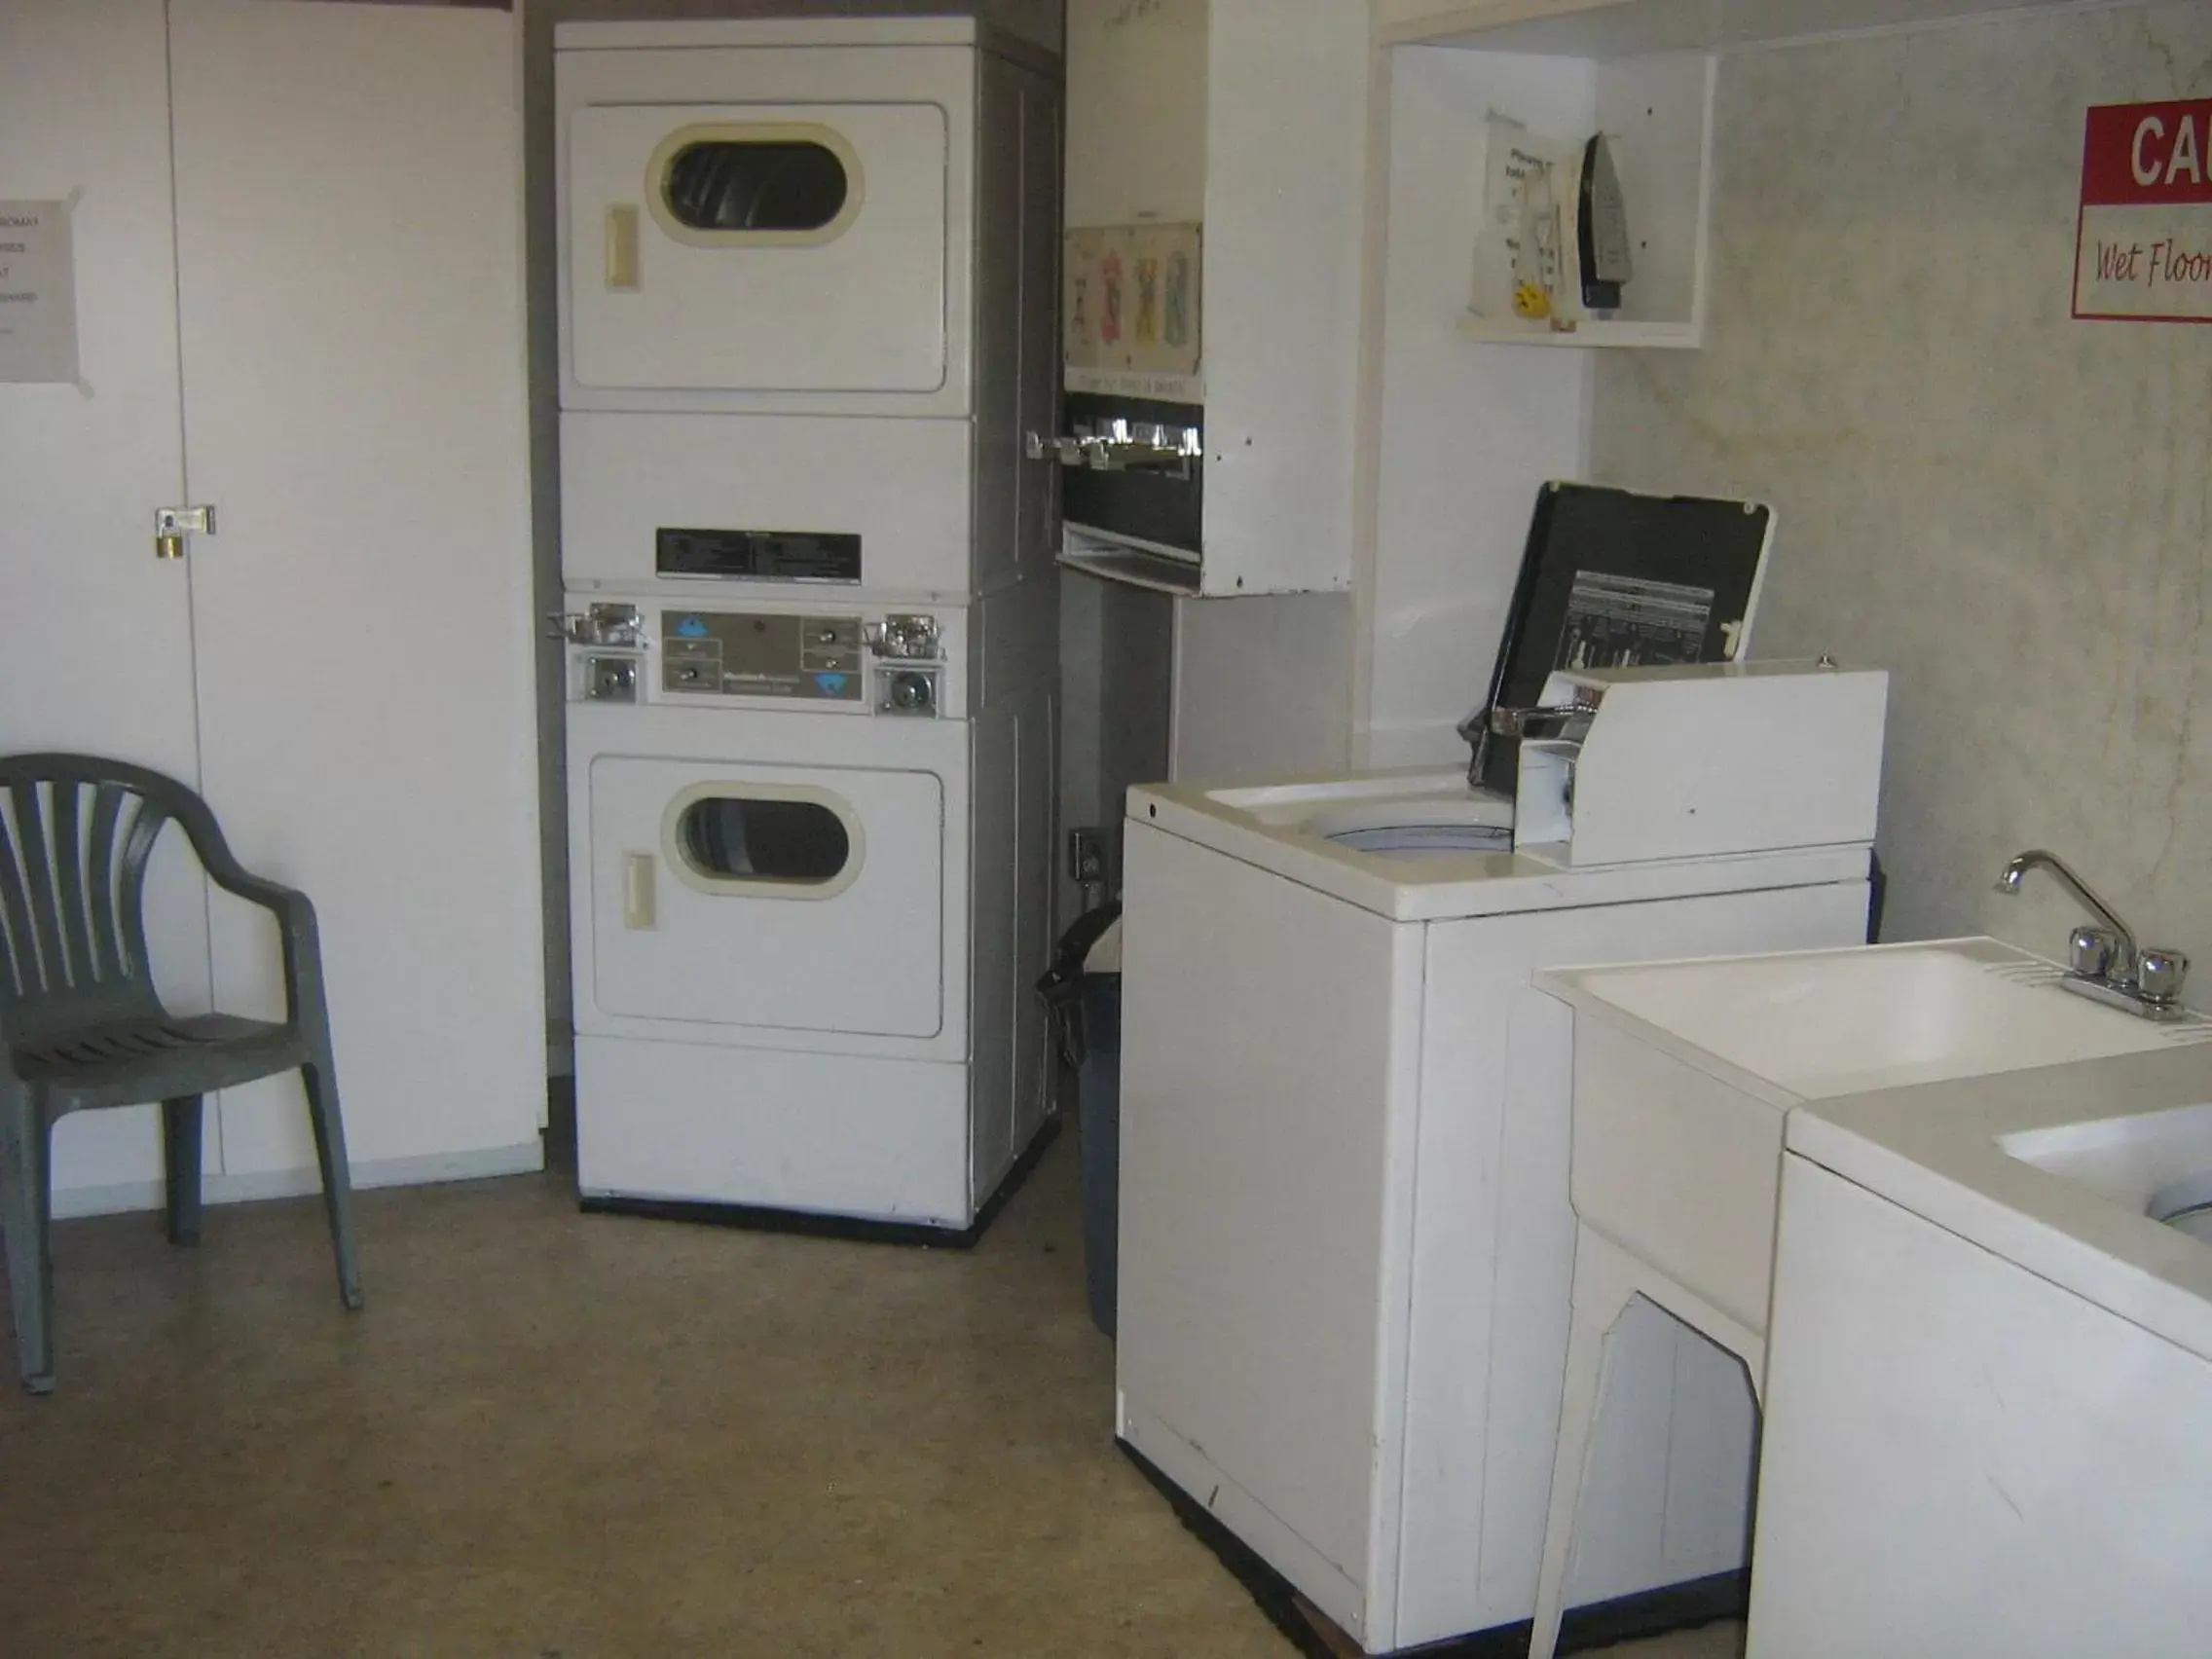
1468,482,1775,794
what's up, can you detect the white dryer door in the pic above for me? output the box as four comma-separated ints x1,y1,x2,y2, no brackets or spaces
590,756,943,1038
570,99,948,394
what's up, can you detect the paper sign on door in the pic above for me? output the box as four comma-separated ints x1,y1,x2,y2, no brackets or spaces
2075,100,2212,323
0,200,82,384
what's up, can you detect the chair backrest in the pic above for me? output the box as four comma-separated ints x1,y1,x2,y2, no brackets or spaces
0,754,200,1044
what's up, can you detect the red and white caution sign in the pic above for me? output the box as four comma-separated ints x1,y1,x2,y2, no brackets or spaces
2075,99,2212,323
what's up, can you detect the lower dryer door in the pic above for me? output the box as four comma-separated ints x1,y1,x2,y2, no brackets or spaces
590,756,943,1039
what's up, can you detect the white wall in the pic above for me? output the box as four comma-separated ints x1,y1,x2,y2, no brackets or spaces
1365,48,1595,766
1173,593,1353,781
1590,3,2212,977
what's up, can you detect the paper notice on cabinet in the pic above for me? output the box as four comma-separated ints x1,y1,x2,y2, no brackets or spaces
1066,220,1201,381
0,200,81,385
1470,116,1576,326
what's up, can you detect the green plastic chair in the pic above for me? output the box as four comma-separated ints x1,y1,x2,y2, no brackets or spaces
0,754,362,1393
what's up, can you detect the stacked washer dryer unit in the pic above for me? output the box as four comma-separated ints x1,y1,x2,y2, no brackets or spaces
555,18,1063,1237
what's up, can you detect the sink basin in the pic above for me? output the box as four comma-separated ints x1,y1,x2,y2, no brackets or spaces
2002,1099,2212,1239
1536,939,2212,1338
1567,940,2192,1099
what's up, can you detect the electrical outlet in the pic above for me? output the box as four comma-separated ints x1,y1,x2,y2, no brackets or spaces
1068,827,1106,887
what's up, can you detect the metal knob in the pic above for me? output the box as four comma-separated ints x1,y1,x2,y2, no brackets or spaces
2137,948,2191,1007
889,672,934,712
2068,926,2116,979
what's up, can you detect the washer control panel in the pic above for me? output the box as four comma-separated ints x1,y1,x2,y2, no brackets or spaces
566,601,962,719
660,611,864,703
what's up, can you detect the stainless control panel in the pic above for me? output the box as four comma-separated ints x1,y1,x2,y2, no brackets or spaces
564,602,958,719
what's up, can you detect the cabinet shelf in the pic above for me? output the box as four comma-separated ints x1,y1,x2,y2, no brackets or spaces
1057,541,1204,597
1456,313,1703,350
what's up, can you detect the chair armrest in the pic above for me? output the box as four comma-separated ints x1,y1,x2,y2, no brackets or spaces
170,808,329,1037
205,863,314,928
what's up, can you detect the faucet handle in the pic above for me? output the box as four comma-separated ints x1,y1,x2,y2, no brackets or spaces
2137,947,2191,1007
2069,926,2116,979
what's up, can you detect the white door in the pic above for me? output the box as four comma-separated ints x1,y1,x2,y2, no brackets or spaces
590,756,943,1039
567,78,952,394
167,0,546,1179
0,0,214,1206
4,0,543,1208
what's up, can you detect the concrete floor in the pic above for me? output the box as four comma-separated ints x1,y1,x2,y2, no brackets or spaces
0,1132,1742,1658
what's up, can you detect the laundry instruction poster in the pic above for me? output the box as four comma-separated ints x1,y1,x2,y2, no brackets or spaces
0,200,81,384
2075,99,2212,322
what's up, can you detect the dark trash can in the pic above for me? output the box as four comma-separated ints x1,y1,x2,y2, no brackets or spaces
1039,904,1123,1339
1075,966,1122,1338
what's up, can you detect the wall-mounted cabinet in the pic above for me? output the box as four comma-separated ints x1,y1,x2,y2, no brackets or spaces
1450,50,1714,349
1054,0,1366,598
1351,0,2164,765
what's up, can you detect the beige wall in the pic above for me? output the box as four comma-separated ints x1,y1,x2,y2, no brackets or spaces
1591,3,2212,977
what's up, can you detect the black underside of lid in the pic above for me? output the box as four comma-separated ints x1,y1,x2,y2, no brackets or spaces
1475,482,1773,795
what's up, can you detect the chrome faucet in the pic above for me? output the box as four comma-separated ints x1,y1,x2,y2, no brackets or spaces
1994,849,2190,1019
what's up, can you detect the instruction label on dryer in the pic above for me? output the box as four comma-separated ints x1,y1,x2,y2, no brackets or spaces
660,611,863,700
0,200,81,385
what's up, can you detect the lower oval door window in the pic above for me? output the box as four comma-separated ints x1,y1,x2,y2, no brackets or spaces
665,786,864,899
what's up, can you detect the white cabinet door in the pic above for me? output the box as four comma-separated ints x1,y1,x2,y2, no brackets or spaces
168,0,545,1180
0,0,214,1209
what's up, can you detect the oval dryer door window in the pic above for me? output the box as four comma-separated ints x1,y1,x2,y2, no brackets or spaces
662,138,847,235
666,786,865,900
649,124,863,246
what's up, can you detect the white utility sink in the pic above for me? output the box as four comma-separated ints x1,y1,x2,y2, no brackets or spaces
1536,938,2210,1341
1573,939,2194,1099
1527,938,2212,1659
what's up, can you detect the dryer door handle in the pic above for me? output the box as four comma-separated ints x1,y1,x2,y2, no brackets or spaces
623,852,657,930
606,204,643,291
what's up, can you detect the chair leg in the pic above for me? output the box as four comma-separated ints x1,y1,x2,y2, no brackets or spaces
0,1088,56,1395
162,1095,204,1247
300,1049,363,1310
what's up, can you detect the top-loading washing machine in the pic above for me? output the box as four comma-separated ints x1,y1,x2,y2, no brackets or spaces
1111,487,1891,1652
554,18,1062,1236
